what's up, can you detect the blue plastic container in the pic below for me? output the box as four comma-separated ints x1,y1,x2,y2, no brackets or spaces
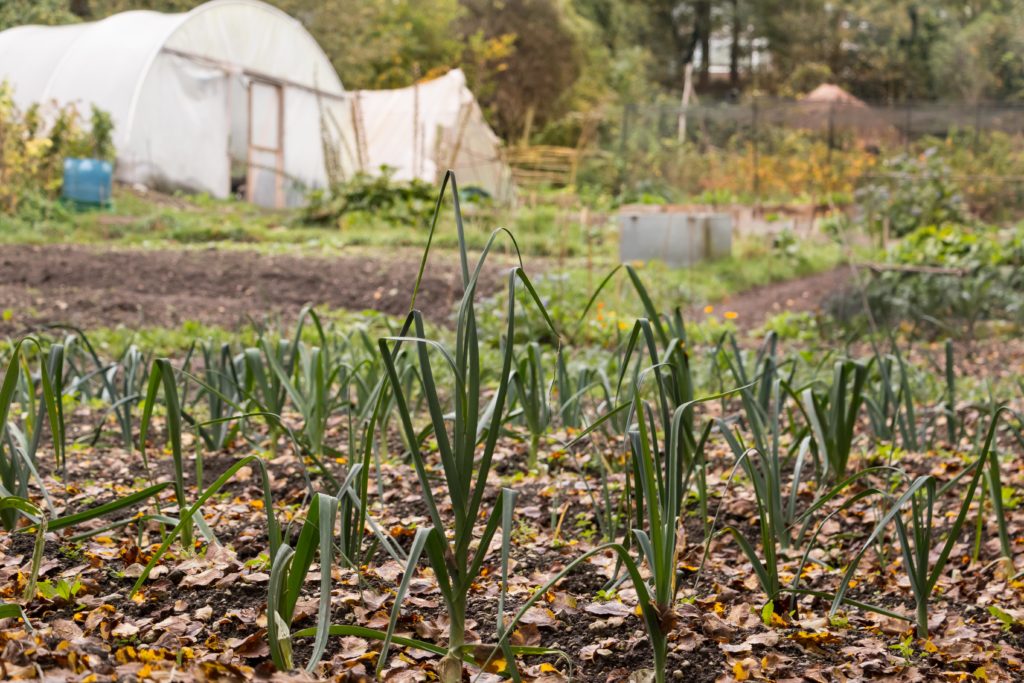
62,157,113,206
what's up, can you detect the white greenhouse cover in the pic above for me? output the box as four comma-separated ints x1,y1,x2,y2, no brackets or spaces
351,69,512,200
0,1,511,205
0,0,356,206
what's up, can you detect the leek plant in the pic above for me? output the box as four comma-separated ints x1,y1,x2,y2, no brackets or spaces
970,407,1015,573
556,325,732,682
554,348,593,429
798,359,868,484
377,173,558,681
718,374,810,553
189,342,243,451
579,265,694,421
0,496,45,600
304,173,558,681
716,373,814,609
943,339,957,445
863,346,920,453
233,313,341,484
622,376,716,680
59,328,147,452
714,342,889,613
268,492,339,671
263,308,342,461
335,325,418,568
130,447,282,594
830,409,1007,637
3,340,173,598
1,340,63,527
241,334,295,456
140,359,203,550
511,341,552,470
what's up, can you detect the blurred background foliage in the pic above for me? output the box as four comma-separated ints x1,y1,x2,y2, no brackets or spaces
5,0,1024,144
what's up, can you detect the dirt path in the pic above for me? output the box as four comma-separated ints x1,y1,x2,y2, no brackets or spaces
710,266,851,329
0,244,496,335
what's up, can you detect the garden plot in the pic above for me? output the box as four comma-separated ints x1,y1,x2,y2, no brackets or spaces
2,178,1024,683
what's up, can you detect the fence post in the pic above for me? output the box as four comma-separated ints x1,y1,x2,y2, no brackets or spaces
618,103,632,193
973,102,982,153
752,98,760,205
828,102,835,161
619,103,631,156
904,104,911,152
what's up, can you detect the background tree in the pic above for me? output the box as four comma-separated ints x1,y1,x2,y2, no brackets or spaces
459,0,585,140
0,0,79,30
4,0,1024,145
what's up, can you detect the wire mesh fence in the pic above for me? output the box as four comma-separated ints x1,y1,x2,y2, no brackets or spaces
624,99,1024,150
606,98,1024,217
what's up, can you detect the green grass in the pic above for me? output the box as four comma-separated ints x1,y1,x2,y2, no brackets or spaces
0,185,847,275
479,236,843,349
3,310,412,357
0,187,617,259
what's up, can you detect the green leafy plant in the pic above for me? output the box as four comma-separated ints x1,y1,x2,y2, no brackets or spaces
0,84,115,216
856,148,970,239
0,602,32,631
36,577,83,602
302,166,436,228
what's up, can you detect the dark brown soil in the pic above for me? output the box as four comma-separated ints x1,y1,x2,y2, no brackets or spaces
709,266,852,329
0,242,853,339
0,244,501,335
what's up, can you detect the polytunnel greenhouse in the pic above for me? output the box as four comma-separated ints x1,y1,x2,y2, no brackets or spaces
0,0,357,207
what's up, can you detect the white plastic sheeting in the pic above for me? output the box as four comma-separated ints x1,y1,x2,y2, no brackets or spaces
351,69,511,200
0,1,511,205
0,0,355,206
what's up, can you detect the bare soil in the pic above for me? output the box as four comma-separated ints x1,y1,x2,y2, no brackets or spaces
0,244,499,335
1,243,852,337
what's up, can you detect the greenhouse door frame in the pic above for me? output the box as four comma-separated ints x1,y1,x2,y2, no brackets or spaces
246,78,285,208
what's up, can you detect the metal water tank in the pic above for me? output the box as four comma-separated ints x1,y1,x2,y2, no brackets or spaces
618,209,732,267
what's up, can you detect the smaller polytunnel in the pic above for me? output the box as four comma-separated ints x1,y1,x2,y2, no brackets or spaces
0,0,358,206
351,70,513,201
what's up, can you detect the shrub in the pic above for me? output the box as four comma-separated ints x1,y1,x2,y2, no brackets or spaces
855,148,970,238
832,223,1024,334
301,166,437,227
0,83,114,216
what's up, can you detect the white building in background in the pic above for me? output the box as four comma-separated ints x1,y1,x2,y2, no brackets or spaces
0,0,510,207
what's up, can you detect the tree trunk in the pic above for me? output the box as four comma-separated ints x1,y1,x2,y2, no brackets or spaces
729,0,741,87
697,0,711,89
69,0,91,18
